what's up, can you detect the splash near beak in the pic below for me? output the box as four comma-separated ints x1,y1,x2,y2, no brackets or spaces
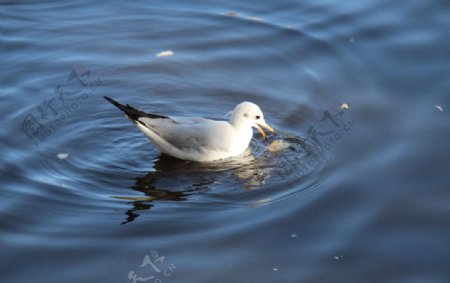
255,123,275,140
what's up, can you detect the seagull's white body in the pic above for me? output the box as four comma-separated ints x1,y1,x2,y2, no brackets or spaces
104,97,274,162
135,116,253,162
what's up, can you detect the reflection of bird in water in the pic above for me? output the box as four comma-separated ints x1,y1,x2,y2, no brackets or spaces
104,96,275,162
115,149,272,224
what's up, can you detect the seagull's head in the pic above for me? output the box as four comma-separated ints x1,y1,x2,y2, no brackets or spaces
231,101,275,140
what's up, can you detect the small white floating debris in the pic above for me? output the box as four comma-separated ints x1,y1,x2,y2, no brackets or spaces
340,103,349,110
273,268,279,271
247,16,262,22
248,198,271,208
334,255,341,260
155,50,174,58
56,153,69,160
267,140,290,152
290,234,298,238
435,105,444,112
349,37,355,43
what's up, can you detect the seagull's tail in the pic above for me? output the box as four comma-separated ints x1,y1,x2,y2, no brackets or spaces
104,96,168,121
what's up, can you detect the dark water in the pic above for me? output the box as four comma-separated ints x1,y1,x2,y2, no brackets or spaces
1,1,449,282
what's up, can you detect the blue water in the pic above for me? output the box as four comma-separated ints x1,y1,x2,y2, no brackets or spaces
1,1,449,282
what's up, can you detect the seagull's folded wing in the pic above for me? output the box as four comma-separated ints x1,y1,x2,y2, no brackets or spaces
137,116,234,153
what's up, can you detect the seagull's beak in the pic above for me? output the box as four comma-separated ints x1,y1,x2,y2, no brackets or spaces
255,123,275,140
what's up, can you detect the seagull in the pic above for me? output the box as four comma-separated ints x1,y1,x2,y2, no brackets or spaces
104,96,275,162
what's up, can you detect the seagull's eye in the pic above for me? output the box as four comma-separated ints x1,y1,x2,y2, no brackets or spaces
256,115,261,120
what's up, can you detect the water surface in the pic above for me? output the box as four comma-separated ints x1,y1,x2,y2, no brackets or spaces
1,1,449,282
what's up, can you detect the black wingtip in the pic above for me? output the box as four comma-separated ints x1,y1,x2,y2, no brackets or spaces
104,96,122,108
104,96,169,121
104,96,137,120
